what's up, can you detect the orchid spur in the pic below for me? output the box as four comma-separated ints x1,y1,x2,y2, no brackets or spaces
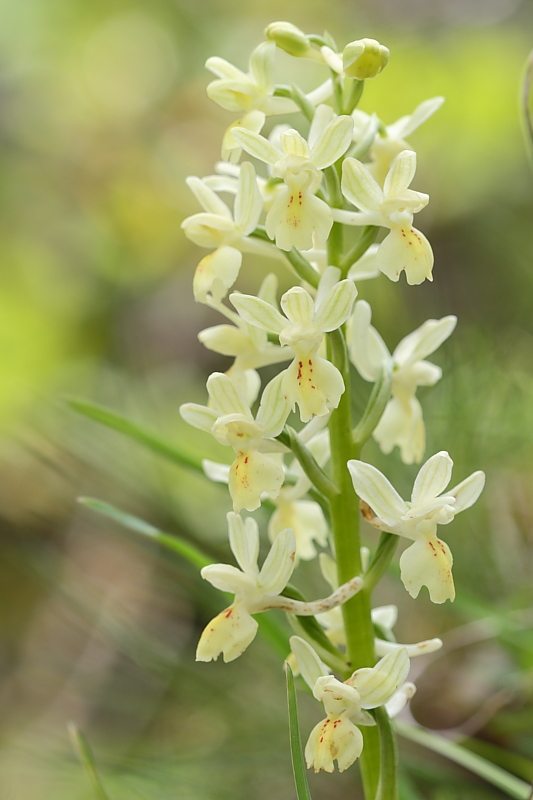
197,514,363,663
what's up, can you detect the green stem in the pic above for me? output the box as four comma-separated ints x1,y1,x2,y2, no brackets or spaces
340,226,380,271
343,79,364,114
285,248,320,289
327,327,379,798
278,427,339,500
353,362,393,446
274,85,315,121
375,707,399,800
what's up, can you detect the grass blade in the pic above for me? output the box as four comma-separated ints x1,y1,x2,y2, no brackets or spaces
396,721,532,799
68,397,204,474
80,497,290,659
79,497,210,569
68,724,112,800
285,662,313,800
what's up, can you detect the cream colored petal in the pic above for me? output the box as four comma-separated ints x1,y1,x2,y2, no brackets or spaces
347,460,408,525
347,300,389,382
181,212,235,248
411,451,453,505
185,176,232,217
227,511,259,575
393,315,457,368
399,537,455,603
249,40,276,92
371,604,397,631
193,247,242,303
198,324,249,357
390,96,444,139
205,56,246,81
290,636,329,690
281,129,310,158
383,150,416,197
235,161,264,234
448,470,485,513
202,459,230,483
314,280,357,332
258,527,296,595
308,103,335,150
256,371,291,438
281,286,315,325
347,244,381,281
200,563,254,594
385,682,417,718
231,128,280,164
196,605,258,663
373,396,426,465
349,647,410,708
266,188,333,252
310,115,354,170
229,450,285,512
206,79,256,112
306,717,364,773
207,372,251,417
179,402,218,432
342,157,383,213
269,500,328,561
230,292,287,334
377,226,434,285
283,355,345,423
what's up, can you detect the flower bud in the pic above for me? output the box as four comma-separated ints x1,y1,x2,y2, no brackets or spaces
265,21,311,57
343,38,389,80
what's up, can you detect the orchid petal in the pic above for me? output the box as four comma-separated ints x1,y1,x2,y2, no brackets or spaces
411,451,453,504
348,460,408,525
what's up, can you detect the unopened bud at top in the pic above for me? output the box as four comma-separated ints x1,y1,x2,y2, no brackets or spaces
265,21,311,57
343,38,389,80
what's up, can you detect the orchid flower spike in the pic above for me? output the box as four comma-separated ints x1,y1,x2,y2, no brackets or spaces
333,150,433,285
197,514,364,663
180,371,291,513
348,300,457,463
232,107,354,250
290,636,410,772
182,162,280,303
231,268,357,422
348,452,485,603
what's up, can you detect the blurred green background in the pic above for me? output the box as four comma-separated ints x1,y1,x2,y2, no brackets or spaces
1,0,533,798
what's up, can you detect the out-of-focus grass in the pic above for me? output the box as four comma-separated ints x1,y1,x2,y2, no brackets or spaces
1,0,533,797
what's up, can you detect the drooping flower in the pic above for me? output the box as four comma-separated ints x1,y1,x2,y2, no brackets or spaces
333,150,433,284
180,371,291,512
352,97,444,184
230,268,357,422
182,161,275,303
232,108,354,250
348,452,485,603
290,636,410,773
197,514,364,663
348,300,457,463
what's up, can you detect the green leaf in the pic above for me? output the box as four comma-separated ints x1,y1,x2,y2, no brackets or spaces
68,398,204,474
285,662,313,800
78,497,210,570
396,721,533,799
364,532,398,594
68,724,112,800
